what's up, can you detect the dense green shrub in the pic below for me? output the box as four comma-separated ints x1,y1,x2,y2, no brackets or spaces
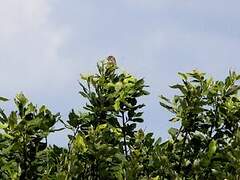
0,59,239,179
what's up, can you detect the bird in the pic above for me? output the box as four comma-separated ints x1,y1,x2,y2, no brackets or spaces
107,55,117,65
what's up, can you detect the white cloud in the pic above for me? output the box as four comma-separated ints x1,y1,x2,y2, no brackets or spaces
0,0,49,36
0,0,71,98
1,1,240,145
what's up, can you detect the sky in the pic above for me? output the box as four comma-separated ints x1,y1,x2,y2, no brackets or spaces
1,0,240,146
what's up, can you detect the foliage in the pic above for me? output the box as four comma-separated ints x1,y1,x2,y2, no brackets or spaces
64,60,149,179
160,70,240,179
0,59,239,179
0,93,61,179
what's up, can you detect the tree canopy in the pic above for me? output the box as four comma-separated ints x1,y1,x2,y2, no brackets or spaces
0,59,239,179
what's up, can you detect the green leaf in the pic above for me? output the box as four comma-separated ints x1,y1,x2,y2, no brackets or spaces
68,110,79,128
188,70,205,80
0,122,8,129
96,123,108,131
134,112,143,117
169,117,179,122
168,127,178,138
128,123,137,131
0,109,8,123
160,95,171,103
115,82,123,92
159,101,174,113
49,127,65,132
154,137,162,145
114,100,120,111
8,111,17,129
169,84,187,94
142,90,150,95
225,85,240,96
15,92,28,106
208,140,217,158
74,134,87,153
178,72,188,80
132,118,144,123
79,91,89,98
0,96,8,102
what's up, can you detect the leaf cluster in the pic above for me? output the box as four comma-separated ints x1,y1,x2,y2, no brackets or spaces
0,61,239,179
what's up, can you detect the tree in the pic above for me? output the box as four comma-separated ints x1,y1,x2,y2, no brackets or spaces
0,93,61,179
0,59,239,179
64,60,149,179
160,70,240,179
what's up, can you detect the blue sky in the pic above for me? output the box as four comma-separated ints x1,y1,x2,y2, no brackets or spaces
1,0,240,146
